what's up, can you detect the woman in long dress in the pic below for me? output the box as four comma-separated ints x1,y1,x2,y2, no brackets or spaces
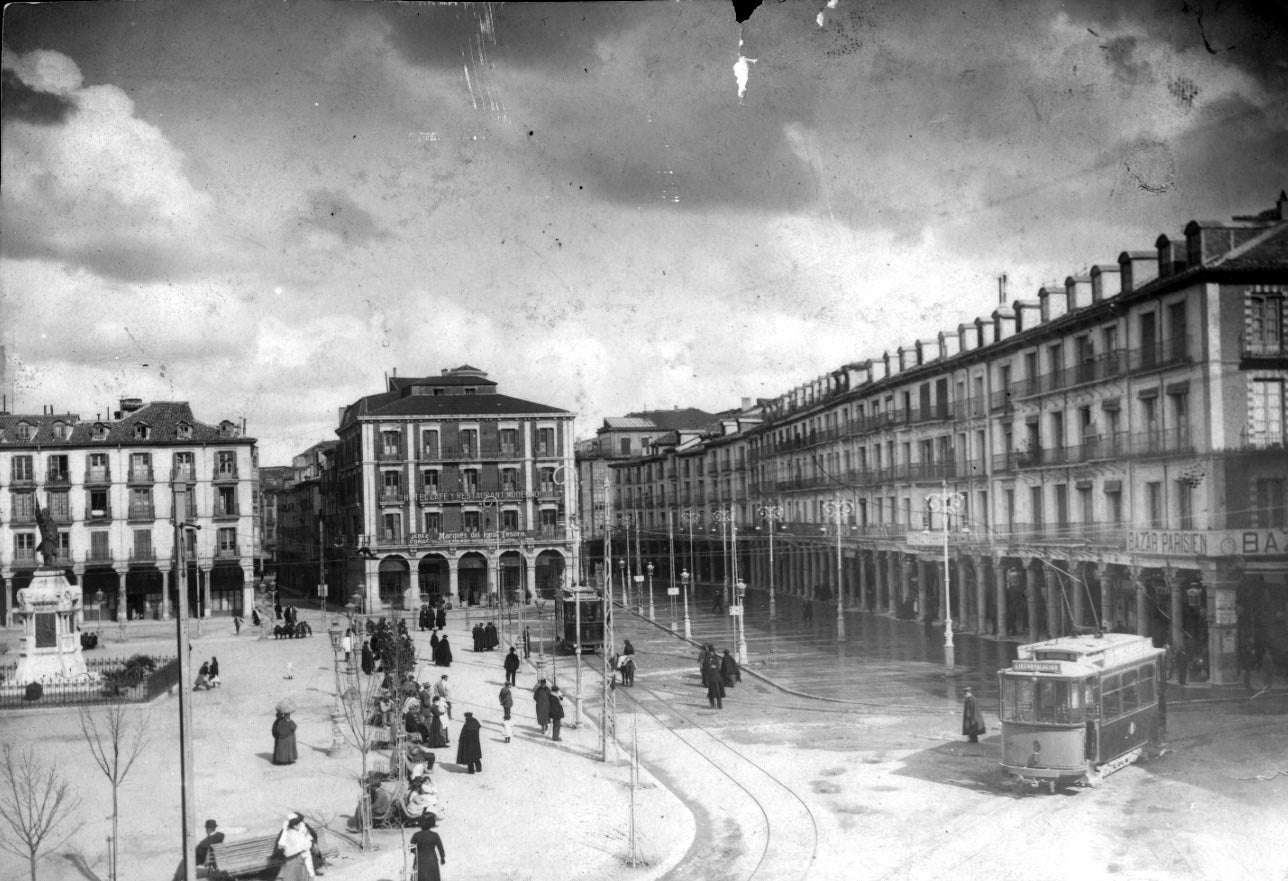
410,813,445,881
272,711,298,765
427,696,450,748
275,814,314,880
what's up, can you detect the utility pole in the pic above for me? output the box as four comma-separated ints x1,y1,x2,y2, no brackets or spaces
318,516,327,628
173,487,197,881
601,479,614,762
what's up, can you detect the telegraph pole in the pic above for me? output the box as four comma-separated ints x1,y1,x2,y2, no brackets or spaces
173,487,197,881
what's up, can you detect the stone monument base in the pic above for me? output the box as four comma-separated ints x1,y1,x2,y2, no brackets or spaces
13,566,89,685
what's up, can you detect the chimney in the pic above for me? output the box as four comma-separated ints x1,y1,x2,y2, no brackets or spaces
740,397,752,410
998,273,1008,305
940,330,960,359
958,323,975,353
1090,265,1121,302
118,397,144,415
975,316,991,346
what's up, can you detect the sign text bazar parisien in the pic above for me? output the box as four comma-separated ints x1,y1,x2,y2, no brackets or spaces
1127,529,1288,558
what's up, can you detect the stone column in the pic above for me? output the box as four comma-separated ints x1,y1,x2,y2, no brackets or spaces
994,558,1008,638
857,550,869,610
916,558,929,622
241,565,255,620
1168,571,1184,650
114,566,129,621
974,557,988,634
900,555,913,616
1096,564,1111,632
200,567,212,617
1069,563,1084,629
525,558,537,604
1025,562,1040,644
1131,566,1149,638
1046,565,1060,639
448,557,459,607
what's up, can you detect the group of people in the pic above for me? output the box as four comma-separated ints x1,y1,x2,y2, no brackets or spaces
428,630,454,667
418,602,449,632
529,677,566,741
396,674,454,750
698,643,740,709
194,656,222,690
360,619,423,675
471,621,500,652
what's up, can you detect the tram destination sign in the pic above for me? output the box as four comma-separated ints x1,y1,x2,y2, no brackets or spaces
1013,660,1063,674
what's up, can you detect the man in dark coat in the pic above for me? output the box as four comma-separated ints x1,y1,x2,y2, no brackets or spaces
456,712,483,773
435,606,447,629
484,621,499,650
418,605,431,631
503,647,520,686
361,639,375,675
720,649,741,688
548,686,566,741
434,635,453,667
704,657,724,709
532,678,551,734
962,687,987,743
430,629,440,656
472,623,485,652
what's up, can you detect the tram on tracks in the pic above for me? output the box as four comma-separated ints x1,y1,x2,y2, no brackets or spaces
553,586,604,654
999,632,1165,792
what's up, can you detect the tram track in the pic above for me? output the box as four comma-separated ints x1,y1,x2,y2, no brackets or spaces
570,650,821,881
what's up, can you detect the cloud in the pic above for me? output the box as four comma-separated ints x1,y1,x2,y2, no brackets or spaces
0,45,226,281
288,188,390,250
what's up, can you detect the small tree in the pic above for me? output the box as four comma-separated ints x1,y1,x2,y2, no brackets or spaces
0,744,82,881
78,704,150,881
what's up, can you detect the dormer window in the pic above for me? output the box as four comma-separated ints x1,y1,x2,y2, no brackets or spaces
16,422,33,441
93,422,109,441
51,422,69,441
134,423,151,440
177,422,192,440
219,420,238,438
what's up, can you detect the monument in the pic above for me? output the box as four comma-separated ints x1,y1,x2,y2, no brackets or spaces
12,500,88,685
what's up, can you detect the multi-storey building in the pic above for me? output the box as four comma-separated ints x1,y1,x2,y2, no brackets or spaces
263,441,338,602
611,194,1288,686
325,366,576,611
0,398,259,623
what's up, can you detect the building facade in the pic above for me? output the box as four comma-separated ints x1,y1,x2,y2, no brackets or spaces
324,366,576,611
608,195,1288,686
0,398,259,624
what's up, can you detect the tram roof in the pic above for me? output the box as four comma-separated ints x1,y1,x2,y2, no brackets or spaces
1013,632,1162,673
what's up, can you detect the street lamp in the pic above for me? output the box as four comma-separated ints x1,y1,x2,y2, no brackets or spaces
646,562,655,620
618,559,627,614
680,568,692,638
757,504,783,621
822,496,853,643
733,578,748,664
679,508,700,598
927,482,966,671
714,508,735,606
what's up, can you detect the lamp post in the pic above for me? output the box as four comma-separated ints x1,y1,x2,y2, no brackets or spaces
680,508,700,599
326,622,347,755
534,597,548,681
927,482,966,671
714,508,734,606
482,493,502,643
822,496,853,643
618,559,627,615
667,511,679,630
758,504,783,621
733,578,748,664
680,569,692,638
646,562,655,620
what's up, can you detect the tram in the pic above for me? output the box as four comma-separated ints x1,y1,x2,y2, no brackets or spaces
553,586,604,654
998,632,1165,792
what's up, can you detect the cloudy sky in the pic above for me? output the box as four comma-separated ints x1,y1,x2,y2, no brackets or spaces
2,0,1285,463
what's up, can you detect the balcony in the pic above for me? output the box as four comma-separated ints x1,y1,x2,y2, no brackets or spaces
990,389,1013,412
1128,427,1194,457
129,547,157,563
45,470,71,487
127,467,154,484
378,447,406,462
213,503,240,519
86,506,113,523
906,462,958,482
215,545,240,559
13,549,37,567
86,548,115,564
10,473,36,488
1130,336,1192,372
127,505,156,521
84,467,112,485
48,506,73,524
1241,333,1288,360
377,490,407,505
212,466,239,482
1235,428,1288,451
171,466,197,483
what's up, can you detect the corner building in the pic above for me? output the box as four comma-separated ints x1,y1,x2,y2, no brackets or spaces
327,366,576,612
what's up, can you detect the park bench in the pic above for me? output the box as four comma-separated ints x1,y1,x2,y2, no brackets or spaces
205,828,338,879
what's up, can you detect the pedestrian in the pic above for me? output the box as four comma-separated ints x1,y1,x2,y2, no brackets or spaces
435,605,447,630
433,675,453,719
430,629,441,656
410,813,446,881
711,592,724,614
623,639,635,655
342,628,353,663
523,626,531,658
233,615,243,636
272,710,298,765
620,655,635,687
720,649,740,688
194,661,213,691
533,677,551,734
208,656,222,687
433,634,453,668
252,607,262,627
962,686,987,743
472,623,485,652
418,605,431,632
275,600,283,621
456,712,483,773
361,638,375,675
548,686,565,741
704,654,723,709
275,813,314,880
1261,647,1276,693
803,599,814,623
499,683,514,742
428,695,450,747
503,647,520,686
484,621,499,650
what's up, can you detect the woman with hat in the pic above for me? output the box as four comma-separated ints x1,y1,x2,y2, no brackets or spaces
409,813,445,881
275,813,315,879
272,707,298,765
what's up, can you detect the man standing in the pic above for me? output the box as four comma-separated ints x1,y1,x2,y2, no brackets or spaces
456,712,483,773
499,683,514,743
433,675,453,720
503,647,520,686
532,678,551,734
962,687,987,743
548,686,565,741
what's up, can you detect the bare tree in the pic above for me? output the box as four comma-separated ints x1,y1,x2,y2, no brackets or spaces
78,704,150,881
0,744,82,881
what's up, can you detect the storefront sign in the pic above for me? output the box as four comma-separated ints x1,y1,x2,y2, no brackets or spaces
1128,529,1288,558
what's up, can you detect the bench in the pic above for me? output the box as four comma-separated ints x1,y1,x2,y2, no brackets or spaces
206,828,339,879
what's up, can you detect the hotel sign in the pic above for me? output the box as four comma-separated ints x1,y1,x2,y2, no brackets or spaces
1128,529,1288,558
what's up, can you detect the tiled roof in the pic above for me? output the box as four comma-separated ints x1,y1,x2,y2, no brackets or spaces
389,374,498,390
1212,222,1288,270
341,391,571,426
0,402,252,446
603,417,656,429
619,408,718,431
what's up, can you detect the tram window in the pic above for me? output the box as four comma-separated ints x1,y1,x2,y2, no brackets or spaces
1007,678,1036,722
1102,673,1121,718
1139,665,1156,705
1121,669,1139,713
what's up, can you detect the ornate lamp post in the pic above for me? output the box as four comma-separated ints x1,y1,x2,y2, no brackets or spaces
679,508,701,597
733,578,748,664
927,482,966,671
646,562,655,620
680,568,692,638
822,496,853,643
714,508,735,606
757,504,783,621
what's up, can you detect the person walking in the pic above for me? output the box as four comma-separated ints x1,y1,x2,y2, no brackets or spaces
532,678,552,734
233,615,243,636
548,686,565,741
433,675,453,720
499,683,514,742
272,709,299,765
720,649,740,689
430,629,441,657
472,623,485,652
435,605,447,630
962,687,987,743
208,656,222,688
341,629,353,664
410,813,446,881
485,621,500,650
503,647,520,686
434,634,453,667
456,712,483,773
361,638,375,675
711,591,724,614
427,695,450,748
704,654,724,709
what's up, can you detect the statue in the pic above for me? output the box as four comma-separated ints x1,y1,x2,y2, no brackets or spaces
33,498,60,567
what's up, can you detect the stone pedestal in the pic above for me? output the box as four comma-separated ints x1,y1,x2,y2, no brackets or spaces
13,567,88,684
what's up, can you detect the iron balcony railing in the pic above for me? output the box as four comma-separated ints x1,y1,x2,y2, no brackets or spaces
212,466,239,481
127,505,155,521
215,546,239,559
127,467,154,483
129,547,156,562
1241,333,1287,358
87,548,114,563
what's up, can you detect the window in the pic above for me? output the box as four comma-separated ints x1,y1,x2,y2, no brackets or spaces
1024,351,1039,394
1256,479,1286,528
1168,301,1188,360
217,527,237,555
502,509,519,531
382,471,401,498
620,438,631,455
1105,487,1123,525
1102,673,1121,718
501,468,517,491
130,487,153,519
381,431,401,458
130,453,151,480
1076,335,1095,382
15,533,36,562
540,508,558,529
1140,312,1157,367
1048,344,1064,389
539,467,556,491
1079,487,1093,525
12,492,34,522
381,513,401,542
52,422,69,441
424,512,441,533
16,422,33,441
12,456,33,482
462,469,479,493
133,529,153,560
134,423,150,440
87,452,109,481
177,422,192,440
1248,293,1284,352
48,491,70,521
460,429,477,456
421,430,440,457
217,486,237,517
90,531,110,561
463,511,481,532
1146,482,1163,529
537,428,555,455
92,423,109,441
1142,395,1159,442
88,488,110,519
1176,481,1194,530
174,452,194,481
500,428,517,454
1004,489,1015,531
1030,486,1044,529
1054,484,1069,529
1250,379,1285,446
422,470,440,496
